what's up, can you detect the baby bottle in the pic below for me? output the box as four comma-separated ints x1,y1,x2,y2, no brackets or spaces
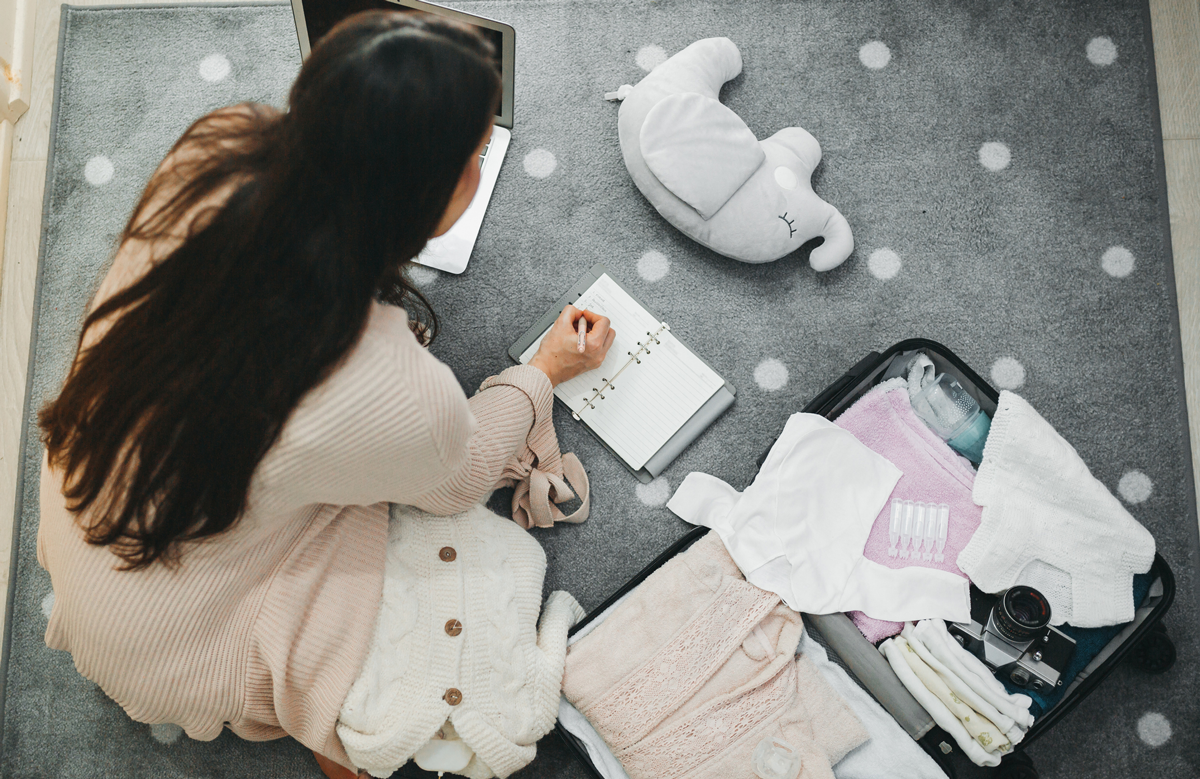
909,373,991,463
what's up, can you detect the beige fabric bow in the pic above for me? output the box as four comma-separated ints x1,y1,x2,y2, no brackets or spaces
481,370,590,529
503,448,590,529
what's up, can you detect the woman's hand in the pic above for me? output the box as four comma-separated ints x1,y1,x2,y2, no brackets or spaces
528,305,615,386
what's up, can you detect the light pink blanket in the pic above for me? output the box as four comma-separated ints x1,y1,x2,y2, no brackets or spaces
834,383,982,642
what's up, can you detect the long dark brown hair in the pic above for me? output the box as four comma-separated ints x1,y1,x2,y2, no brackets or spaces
38,11,500,570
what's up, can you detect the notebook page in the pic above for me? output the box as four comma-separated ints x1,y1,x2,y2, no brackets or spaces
578,329,724,469
518,273,660,385
519,274,724,470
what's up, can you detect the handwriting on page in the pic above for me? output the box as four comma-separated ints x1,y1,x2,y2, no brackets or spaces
519,274,723,471
547,275,661,414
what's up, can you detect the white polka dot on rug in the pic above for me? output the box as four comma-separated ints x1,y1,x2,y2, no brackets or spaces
754,359,789,392
1087,36,1118,66
40,592,54,619
858,40,891,70
1137,712,1171,747
990,357,1025,389
84,155,114,186
867,248,902,280
635,477,671,506
1118,470,1153,504
636,45,667,72
198,53,231,83
637,250,669,282
408,264,439,287
1101,245,1135,277
522,148,557,179
150,723,184,744
978,142,1011,172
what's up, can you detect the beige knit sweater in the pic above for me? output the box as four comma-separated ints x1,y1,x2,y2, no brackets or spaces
37,292,579,770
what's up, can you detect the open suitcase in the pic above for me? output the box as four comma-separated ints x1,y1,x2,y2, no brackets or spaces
555,338,1177,779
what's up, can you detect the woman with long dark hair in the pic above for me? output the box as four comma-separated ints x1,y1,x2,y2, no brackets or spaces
37,12,612,778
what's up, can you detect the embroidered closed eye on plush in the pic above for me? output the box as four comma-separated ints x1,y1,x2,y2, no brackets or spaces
666,413,971,624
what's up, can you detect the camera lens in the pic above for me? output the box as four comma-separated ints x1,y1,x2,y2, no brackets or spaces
993,586,1051,643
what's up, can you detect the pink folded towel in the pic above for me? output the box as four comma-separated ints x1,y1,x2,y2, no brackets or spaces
834,382,983,642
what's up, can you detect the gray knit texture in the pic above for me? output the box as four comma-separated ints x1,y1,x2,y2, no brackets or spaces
4,2,1196,778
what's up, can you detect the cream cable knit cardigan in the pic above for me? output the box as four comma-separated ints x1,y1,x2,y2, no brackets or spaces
38,291,583,770
338,504,585,777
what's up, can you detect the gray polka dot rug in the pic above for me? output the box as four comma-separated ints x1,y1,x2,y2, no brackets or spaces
5,1,1197,777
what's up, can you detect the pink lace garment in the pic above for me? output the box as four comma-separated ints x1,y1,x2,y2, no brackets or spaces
562,533,867,779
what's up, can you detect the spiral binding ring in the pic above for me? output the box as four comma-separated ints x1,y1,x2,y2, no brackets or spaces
575,322,668,418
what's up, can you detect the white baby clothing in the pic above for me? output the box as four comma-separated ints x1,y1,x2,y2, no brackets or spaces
879,619,1035,768
879,637,1006,767
336,503,584,778
906,620,1034,738
892,635,1011,754
957,392,1156,627
667,413,971,623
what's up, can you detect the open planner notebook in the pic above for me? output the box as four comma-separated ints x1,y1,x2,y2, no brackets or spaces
511,266,735,481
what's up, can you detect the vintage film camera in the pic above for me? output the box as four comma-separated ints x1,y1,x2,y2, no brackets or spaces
947,585,1076,693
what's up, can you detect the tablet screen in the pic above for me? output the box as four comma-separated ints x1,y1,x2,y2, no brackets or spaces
300,0,503,73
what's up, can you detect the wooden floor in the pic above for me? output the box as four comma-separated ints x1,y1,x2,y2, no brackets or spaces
0,0,1198,646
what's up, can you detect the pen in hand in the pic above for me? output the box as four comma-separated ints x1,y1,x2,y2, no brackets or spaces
577,313,588,353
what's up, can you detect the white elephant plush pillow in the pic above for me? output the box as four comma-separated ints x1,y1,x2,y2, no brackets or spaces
609,37,853,270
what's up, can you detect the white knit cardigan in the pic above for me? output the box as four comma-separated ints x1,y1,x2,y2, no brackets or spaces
958,391,1156,627
336,503,584,778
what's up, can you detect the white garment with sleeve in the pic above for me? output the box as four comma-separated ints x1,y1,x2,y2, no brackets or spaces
337,503,584,778
666,413,971,623
958,391,1156,627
